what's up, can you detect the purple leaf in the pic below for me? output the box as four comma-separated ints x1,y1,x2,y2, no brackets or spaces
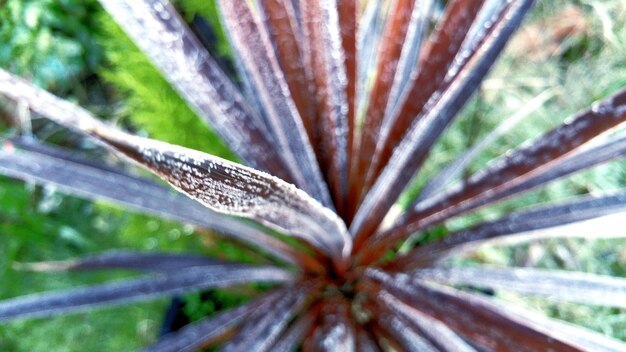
0,71,352,262
351,0,535,248
14,251,222,273
311,298,356,352
374,312,438,352
392,88,626,245
416,89,555,202
364,0,487,193
367,269,615,351
95,0,292,181
222,284,311,351
219,1,334,208
145,289,285,352
270,308,317,352
412,266,626,308
0,139,314,269
348,0,419,216
0,265,293,321
378,292,477,352
392,191,626,268
298,0,350,210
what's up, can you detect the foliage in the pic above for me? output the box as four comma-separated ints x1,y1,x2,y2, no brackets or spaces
96,9,235,159
1,0,626,351
0,0,102,93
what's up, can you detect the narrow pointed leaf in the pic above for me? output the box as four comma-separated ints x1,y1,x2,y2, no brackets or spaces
312,298,356,352
352,0,535,247
366,0,487,190
392,191,626,268
413,266,626,308
355,326,382,352
222,285,310,352
355,0,386,115
375,312,438,352
271,309,317,352
367,269,605,351
219,1,333,207
15,251,221,273
95,0,291,181
0,139,309,268
349,0,417,214
0,71,351,260
384,0,434,118
299,0,350,208
338,0,357,186
391,88,626,246
378,293,477,352
0,265,293,321
258,0,319,154
145,289,285,352
417,89,555,202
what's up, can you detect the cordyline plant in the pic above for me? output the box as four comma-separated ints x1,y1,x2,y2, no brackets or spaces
1,0,626,350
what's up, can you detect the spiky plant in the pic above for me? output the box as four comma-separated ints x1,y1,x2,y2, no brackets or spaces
1,0,626,350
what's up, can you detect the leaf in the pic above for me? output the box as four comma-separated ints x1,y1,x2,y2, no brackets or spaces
416,89,555,202
0,138,311,268
310,298,356,352
144,289,285,352
218,1,333,208
298,0,350,209
367,269,616,351
0,264,293,321
354,325,383,352
374,312,438,352
351,0,535,248
378,293,477,352
270,308,317,352
13,251,222,273
394,88,626,243
221,284,311,351
392,191,626,268
348,0,421,216
95,0,291,181
0,70,352,263
257,0,318,155
383,0,434,120
365,0,487,191
412,266,626,308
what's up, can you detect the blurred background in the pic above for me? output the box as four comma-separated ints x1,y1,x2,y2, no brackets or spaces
0,0,625,350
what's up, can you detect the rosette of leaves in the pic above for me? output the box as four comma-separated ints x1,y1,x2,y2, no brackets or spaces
1,0,626,351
